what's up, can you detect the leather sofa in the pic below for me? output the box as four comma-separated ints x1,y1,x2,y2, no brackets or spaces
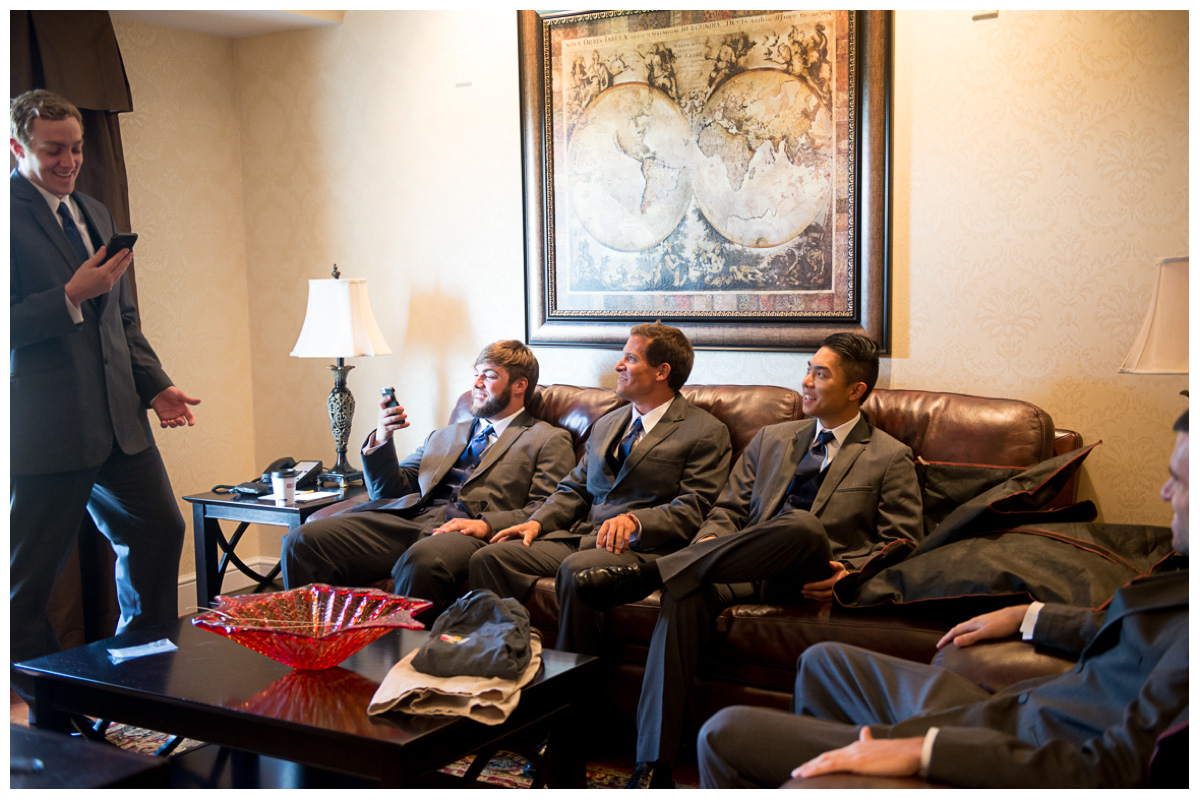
314,382,1082,739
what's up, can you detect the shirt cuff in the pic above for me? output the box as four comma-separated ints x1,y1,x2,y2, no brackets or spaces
627,511,643,543
919,727,938,778
363,430,385,455
1020,602,1044,641
64,290,83,323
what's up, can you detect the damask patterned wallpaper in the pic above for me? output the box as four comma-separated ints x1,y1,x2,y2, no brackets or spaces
112,18,256,576
112,10,1186,580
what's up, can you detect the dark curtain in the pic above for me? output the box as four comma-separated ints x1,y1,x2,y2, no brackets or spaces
11,10,136,647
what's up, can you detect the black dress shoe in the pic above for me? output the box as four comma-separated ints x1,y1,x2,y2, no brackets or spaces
625,761,674,789
574,565,661,610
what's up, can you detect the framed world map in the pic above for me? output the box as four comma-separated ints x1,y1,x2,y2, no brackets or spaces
519,10,893,351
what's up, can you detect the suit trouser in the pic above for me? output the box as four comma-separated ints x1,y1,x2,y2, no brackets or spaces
697,642,992,788
467,537,578,628
393,530,491,621
280,505,447,590
10,444,184,694
635,509,835,766
555,545,666,655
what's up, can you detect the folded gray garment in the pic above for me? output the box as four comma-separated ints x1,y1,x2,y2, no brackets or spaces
411,589,532,680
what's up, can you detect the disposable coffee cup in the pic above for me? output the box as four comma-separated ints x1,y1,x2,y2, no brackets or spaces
271,469,298,505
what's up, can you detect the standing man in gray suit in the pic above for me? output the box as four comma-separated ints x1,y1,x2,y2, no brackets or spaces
470,322,732,656
698,409,1189,789
10,90,201,693
281,340,575,620
575,332,922,788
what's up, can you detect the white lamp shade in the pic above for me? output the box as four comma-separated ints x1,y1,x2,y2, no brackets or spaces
1119,256,1188,374
290,277,392,358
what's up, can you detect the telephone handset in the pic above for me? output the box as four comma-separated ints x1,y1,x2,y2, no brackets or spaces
260,457,323,488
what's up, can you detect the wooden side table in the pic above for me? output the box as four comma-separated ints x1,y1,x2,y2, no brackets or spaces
183,487,366,609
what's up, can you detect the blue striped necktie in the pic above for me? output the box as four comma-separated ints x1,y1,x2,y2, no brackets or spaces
618,418,643,464
465,423,495,468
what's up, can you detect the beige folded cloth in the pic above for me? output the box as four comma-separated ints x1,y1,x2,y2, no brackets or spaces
367,636,542,725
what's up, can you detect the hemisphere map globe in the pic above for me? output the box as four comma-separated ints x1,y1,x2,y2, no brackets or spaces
692,69,834,248
566,83,694,253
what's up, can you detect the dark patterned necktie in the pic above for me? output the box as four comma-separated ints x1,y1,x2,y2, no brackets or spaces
464,423,495,468
780,429,835,513
57,202,90,265
617,418,644,465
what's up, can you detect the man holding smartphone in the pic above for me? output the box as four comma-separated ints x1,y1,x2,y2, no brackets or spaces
281,340,575,620
10,90,201,697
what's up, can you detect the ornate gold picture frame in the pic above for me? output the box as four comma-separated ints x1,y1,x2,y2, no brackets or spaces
519,10,893,350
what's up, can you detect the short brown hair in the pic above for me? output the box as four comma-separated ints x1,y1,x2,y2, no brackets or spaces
630,322,694,391
10,90,83,147
476,340,539,397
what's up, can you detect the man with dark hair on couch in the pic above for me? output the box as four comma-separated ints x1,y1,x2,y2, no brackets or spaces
470,322,732,656
573,331,923,788
697,409,1189,789
281,340,574,619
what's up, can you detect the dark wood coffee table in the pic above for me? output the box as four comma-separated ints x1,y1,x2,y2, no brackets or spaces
17,619,597,788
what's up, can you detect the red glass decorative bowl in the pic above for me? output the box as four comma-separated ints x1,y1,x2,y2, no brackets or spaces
192,584,432,670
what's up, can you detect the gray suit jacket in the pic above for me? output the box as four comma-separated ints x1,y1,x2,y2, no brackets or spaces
916,569,1188,788
530,393,732,553
361,408,575,533
10,170,172,475
694,416,921,567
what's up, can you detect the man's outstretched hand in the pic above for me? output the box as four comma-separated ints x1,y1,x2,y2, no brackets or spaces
151,386,201,428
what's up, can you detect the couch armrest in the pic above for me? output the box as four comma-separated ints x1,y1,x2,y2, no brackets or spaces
930,639,1075,693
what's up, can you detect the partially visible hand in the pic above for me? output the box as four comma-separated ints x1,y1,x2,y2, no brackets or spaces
431,518,492,540
64,246,131,306
491,520,541,546
793,727,922,780
936,604,1029,649
596,513,638,554
800,561,849,602
375,395,409,445
150,386,200,428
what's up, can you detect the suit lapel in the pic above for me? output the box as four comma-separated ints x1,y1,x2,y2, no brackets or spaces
465,410,533,484
12,174,79,280
599,406,634,484
421,419,475,497
810,416,872,516
615,394,685,483
74,195,113,315
766,420,818,514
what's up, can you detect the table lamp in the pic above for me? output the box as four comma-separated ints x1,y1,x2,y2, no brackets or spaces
1119,256,1188,374
291,265,392,486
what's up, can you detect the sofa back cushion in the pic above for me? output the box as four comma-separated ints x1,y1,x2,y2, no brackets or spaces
680,384,804,463
863,388,1056,467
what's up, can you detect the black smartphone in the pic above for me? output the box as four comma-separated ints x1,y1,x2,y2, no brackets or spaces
105,232,138,253
381,387,399,408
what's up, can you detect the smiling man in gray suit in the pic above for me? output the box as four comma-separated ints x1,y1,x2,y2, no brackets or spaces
281,340,574,619
10,90,200,693
470,322,733,656
575,332,922,788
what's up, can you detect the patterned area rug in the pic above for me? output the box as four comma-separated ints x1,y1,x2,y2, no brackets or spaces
106,726,696,788
105,723,205,756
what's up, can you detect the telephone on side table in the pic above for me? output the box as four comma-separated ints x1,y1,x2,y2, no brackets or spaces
213,458,323,497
